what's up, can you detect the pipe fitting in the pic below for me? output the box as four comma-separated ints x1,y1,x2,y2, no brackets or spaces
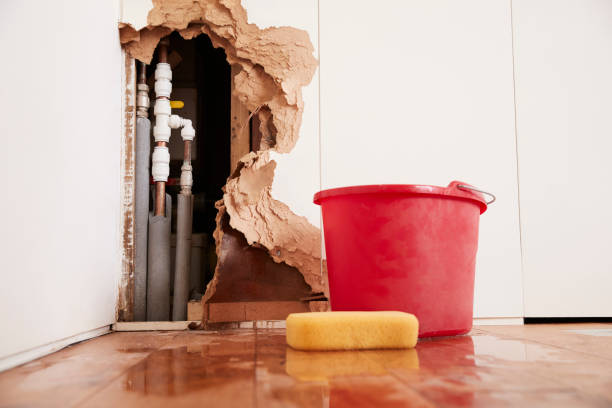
153,115,171,143
154,99,171,116
168,114,183,129
181,120,195,141
167,115,196,141
152,146,170,182
155,63,172,81
136,83,150,118
155,79,172,98
155,63,172,97
180,163,193,191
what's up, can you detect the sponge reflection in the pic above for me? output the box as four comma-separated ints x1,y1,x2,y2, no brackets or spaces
285,347,419,381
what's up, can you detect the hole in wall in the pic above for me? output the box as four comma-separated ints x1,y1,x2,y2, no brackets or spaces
146,32,231,299
119,0,327,323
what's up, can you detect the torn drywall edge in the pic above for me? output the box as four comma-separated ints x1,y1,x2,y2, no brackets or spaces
222,152,327,294
121,0,154,31
118,0,326,317
206,208,314,303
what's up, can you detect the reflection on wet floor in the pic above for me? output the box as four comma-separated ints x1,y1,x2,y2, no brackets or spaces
1,325,612,407
285,348,419,381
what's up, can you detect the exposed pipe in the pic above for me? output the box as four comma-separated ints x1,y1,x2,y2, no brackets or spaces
134,61,151,321
153,39,170,216
172,117,195,321
147,37,197,321
147,38,173,321
147,194,172,321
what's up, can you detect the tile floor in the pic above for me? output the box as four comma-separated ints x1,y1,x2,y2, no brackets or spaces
1,324,611,407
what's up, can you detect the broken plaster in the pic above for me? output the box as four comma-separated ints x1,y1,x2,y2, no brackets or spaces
119,0,328,312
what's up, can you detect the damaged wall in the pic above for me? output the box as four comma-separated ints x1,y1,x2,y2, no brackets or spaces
118,0,326,316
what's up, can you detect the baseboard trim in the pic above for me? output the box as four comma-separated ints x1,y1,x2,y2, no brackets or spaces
112,321,199,331
0,325,111,372
473,317,524,326
525,317,612,324
113,320,288,331
114,318,524,332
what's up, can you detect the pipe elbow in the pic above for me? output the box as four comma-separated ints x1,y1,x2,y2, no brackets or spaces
181,119,195,141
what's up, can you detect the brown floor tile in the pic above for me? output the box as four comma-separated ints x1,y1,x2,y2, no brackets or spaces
1,324,611,407
0,332,177,408
478,323,612,361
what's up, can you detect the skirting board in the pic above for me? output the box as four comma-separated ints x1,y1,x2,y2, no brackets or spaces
114,318,523,332
112,320,287,331
473,317,524,326
0,325,111,373
112,321,200,331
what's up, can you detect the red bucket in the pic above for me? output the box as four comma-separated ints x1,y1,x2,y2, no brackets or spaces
314,181,493,337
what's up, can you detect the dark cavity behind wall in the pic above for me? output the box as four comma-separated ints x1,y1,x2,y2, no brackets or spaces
147,32,231,289
144,32,315,311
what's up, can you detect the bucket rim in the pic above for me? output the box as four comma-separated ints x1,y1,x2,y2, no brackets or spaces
313,181,488,214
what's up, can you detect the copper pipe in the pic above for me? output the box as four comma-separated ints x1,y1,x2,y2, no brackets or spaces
155,182,166,216
183,140,191,162
154,140,168,216
153,37,170,216
158,39,169,63
138,61,147,84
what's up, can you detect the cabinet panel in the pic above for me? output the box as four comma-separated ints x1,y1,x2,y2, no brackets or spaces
320,0,523,317
514,0,612,317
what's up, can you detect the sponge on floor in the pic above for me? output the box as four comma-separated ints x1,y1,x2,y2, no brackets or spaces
286,311,418,351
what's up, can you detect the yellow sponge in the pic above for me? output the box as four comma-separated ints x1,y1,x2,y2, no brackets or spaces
286,311,418,351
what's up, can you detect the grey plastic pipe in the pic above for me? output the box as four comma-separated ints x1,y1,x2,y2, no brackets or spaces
147,194,172,321
172,193,193,321
134,117,151,321
134,61,151,322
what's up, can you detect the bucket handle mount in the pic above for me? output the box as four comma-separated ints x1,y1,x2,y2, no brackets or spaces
456,184,496,205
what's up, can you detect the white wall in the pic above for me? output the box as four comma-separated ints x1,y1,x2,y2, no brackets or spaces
319,0,524,318
0,0,122,361
513,0,612,317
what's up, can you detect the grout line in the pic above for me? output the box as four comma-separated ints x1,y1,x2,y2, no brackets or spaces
509,0,527,319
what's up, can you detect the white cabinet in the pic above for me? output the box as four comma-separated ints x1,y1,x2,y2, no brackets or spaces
513,0,612,317
319,0,524,318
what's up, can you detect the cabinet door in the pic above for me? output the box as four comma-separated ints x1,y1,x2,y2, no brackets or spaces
514,0,612,317
319,0,523,318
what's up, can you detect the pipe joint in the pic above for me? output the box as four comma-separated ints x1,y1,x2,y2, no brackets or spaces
181,120,195,141
154,99,171,116
155,63,172,81
152,146,170,182
136,83,150,118
153,114,170,143
167,115,196,141
155,78,172,98
180,163,193,191
168,114,184,129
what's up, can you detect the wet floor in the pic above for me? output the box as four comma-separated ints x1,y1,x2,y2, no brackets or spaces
1,324,611,407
